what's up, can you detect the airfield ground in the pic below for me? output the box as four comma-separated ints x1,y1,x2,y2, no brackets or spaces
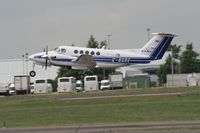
0,87,200,131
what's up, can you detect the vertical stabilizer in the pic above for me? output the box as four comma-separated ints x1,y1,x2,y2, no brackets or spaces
140,33,177,60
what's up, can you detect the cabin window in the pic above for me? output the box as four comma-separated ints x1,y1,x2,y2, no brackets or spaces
80,50,84,54
85,51,89,54
91,51,95,55
61,48,66,53
74,50,78,54
96,51,100,56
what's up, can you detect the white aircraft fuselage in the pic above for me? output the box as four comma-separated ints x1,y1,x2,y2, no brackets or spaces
29,33,176,76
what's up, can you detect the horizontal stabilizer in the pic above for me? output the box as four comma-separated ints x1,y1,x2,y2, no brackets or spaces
152,33,178,37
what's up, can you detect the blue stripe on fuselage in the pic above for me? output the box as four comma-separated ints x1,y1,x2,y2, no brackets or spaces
33,56,151,64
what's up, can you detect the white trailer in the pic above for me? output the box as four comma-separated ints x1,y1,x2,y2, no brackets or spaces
109,74,123,89
14,75,30,94
84,75,98,91
57,77,76,92
34,79,53,93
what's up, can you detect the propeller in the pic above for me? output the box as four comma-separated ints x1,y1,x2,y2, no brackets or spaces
44,46,48,70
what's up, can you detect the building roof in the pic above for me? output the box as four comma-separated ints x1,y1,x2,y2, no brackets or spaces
0,59,57,83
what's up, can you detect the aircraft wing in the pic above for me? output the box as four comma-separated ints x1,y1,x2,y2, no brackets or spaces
72,55,96,67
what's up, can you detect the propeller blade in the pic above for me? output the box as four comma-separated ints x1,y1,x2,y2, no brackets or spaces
45,46,48,70
46,46,48,55
45,57,48,70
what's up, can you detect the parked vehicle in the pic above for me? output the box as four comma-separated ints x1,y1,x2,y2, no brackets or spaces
100,80,110,90
8,83,15,95
75,80,83,92
187,73,198,86
57,77,76,92
109,74,123,89
34,79,53,93
14,75,30,94
30,84,35,94
84,75,98,91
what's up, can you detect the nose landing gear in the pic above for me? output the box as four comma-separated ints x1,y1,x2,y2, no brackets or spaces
29,70,36,77
29,63,36,77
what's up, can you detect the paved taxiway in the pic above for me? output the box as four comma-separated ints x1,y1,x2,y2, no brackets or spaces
1,122,200,133
56,89,191,100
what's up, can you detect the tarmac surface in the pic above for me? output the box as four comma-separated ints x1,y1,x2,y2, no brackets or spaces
1,122,200,133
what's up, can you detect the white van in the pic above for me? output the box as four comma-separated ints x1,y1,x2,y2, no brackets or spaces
100,80,110,90
30,84,35,94
84,75,98,91
57,77,76,92
34,79,53,94
75,80,83,92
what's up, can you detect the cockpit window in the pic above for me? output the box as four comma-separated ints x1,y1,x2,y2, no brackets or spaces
61,48,66,53
54,47,60,53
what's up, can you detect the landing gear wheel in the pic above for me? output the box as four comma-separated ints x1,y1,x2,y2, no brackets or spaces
29,71,36,77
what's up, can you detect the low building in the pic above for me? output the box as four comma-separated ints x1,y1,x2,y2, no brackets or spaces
167,73,200,87
124,74,150,88
0,59,57,83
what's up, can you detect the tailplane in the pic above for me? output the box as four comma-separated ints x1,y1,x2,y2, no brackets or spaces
140,33,177,60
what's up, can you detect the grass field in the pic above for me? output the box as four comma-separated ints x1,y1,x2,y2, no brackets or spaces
0,87,200,128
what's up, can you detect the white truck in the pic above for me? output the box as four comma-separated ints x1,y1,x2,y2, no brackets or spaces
57,77,76,92
14,75,30,94
34,78,53,94
109,74,123,89
84,75,99,91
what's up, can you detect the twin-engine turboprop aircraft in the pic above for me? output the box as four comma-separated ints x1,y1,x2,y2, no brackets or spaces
29,33,177,77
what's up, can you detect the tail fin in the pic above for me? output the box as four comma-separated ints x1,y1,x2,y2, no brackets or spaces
140,33,177,60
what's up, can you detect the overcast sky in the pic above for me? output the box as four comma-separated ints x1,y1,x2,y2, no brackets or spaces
0,0,200,59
